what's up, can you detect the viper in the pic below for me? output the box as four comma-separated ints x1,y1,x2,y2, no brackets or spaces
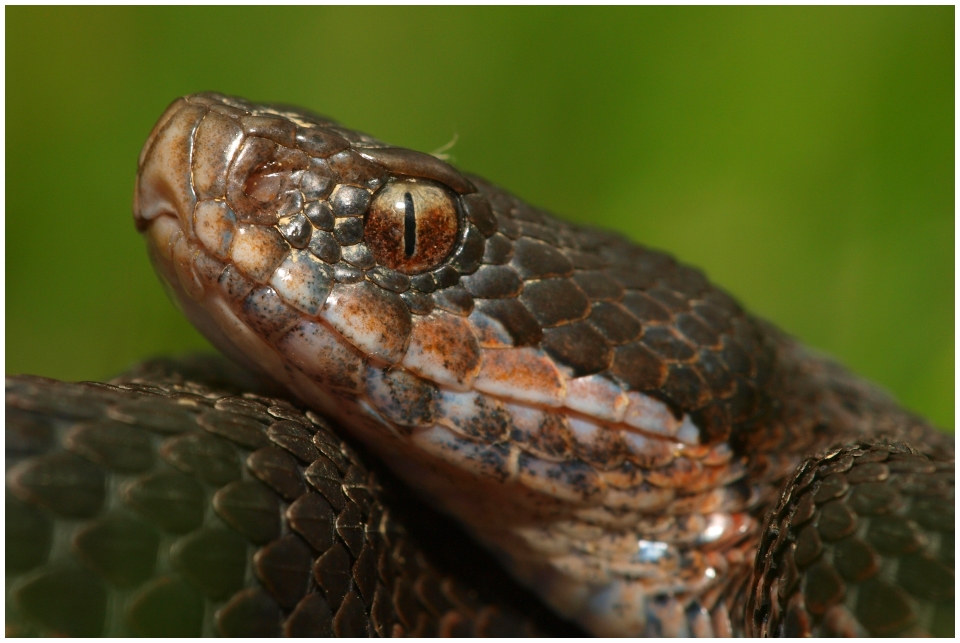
6,93,953,637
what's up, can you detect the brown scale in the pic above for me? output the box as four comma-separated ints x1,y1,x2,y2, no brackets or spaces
744,443,954,637
5,358,575,637
462,174,785,447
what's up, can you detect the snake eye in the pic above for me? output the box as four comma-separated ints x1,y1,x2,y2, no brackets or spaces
364,179,459,274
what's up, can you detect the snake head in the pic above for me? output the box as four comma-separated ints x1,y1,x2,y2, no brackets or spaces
133,90,782,499
133,92,501,390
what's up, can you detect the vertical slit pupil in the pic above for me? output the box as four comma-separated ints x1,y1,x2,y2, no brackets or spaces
403,192,416,258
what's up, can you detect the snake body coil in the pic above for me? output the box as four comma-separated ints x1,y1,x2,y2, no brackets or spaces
7,93,954,636
7,358,577,637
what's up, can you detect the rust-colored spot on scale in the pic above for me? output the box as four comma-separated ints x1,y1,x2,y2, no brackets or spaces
645,456,704,488
402,312,481,389
474,347,565,407
321,281,412,364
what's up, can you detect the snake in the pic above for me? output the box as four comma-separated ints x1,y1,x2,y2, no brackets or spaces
5,93,953,637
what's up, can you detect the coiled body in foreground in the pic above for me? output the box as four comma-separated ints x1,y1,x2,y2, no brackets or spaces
10,93,951,637
6,358,575,637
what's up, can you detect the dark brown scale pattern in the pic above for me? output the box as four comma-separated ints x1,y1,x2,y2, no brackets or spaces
464,176,781,446
5,362,569,637
745,442,954,637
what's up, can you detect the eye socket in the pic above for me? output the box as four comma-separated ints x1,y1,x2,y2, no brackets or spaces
364,179,459,274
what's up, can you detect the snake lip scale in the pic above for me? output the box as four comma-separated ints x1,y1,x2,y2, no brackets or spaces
8,93,954,637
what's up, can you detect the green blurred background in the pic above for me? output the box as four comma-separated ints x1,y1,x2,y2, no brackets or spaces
7,7,954,429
